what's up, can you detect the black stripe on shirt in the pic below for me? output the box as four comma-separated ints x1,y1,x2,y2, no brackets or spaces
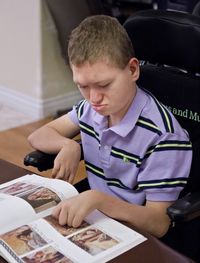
157,101,174,133
144,140,192,159
144,89,174,133
79,121,100,144
85,161,130,189
136,116,162,136
76,100,86,119
137,177,188,190
111,146,141,167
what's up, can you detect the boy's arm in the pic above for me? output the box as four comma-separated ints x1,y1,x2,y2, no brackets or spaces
96,192,172,238
28,114,80,154
52,190,172,238
28,114,81,182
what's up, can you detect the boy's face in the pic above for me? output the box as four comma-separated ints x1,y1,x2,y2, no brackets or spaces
72,58,139,125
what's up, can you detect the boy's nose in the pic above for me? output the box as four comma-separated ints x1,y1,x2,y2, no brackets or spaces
90,88,103,104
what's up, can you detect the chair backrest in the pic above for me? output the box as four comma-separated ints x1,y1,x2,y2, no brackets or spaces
156,0,200,13
124,9,200,196
193,1,200,16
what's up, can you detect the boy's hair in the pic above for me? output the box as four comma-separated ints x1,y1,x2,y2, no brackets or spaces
68,15,135,69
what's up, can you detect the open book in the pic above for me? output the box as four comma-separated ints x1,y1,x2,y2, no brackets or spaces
0,174,146,263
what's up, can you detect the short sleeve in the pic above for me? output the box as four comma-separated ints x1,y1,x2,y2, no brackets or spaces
68,105,79,126
68,99,86,126
137,132,192,202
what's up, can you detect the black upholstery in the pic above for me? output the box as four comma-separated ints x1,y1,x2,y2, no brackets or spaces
124,10,200,73
24,151,57,172
124,9,200,261
193,1,200,17
156,0,200,13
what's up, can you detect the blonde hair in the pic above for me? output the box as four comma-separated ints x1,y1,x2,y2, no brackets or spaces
68,15,135,69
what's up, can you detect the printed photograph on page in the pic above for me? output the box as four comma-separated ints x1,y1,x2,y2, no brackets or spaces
18,187,61,213
44,215,90,237
69,227,120,256
0,225,47,256
21,245,75,263
0,182,38,196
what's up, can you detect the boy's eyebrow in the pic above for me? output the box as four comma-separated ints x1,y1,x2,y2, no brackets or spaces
96,80,112,85
74,82,87,88
75,79,112,86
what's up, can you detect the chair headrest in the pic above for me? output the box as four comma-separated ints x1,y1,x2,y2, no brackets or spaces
124,9,200,74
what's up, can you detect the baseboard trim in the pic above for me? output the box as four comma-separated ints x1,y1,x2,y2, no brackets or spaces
0,86,82,119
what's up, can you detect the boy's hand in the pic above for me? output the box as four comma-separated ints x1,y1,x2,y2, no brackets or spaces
52,140,81,183
52,190,100,227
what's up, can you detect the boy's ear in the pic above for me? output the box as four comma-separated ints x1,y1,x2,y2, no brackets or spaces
129,58,140,81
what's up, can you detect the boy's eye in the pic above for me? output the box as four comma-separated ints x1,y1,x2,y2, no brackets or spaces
100,83,109,88
78,85,87,89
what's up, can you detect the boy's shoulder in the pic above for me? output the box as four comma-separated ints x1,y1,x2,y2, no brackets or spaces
140,88,188,138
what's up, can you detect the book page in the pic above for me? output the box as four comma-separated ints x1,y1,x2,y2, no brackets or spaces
0,210,146,263
0,174,78,234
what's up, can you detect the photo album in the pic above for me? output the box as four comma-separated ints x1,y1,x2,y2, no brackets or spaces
0,174,146,263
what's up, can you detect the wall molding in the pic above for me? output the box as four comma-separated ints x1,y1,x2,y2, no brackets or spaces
0,85,82,120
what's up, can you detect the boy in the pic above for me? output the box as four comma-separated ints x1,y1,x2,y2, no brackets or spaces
28,15,192,237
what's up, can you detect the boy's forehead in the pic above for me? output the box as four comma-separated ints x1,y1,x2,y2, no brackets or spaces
71,57,120,70
72,60,120,84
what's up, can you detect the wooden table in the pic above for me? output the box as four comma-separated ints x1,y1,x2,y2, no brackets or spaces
0,159,194,263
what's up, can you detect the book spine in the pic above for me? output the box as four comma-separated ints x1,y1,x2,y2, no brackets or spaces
0,240,23,263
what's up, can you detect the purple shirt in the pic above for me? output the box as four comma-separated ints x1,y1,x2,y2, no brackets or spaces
68,87,192,205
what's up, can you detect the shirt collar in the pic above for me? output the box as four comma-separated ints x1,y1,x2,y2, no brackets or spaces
93,86,148,137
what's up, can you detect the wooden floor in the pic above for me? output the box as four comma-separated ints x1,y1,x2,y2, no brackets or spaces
0,117,86,184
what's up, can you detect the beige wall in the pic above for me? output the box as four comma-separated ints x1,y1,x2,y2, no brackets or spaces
0,0,41,98
0,0,80,118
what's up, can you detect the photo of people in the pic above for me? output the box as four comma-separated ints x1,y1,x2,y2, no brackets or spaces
0,182,38,196
22,246,75,263
44,215,89,237
0,225,47,255
19,187,61,213
69,227,119,256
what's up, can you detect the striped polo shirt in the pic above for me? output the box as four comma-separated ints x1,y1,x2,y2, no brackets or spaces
68,87,192,205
